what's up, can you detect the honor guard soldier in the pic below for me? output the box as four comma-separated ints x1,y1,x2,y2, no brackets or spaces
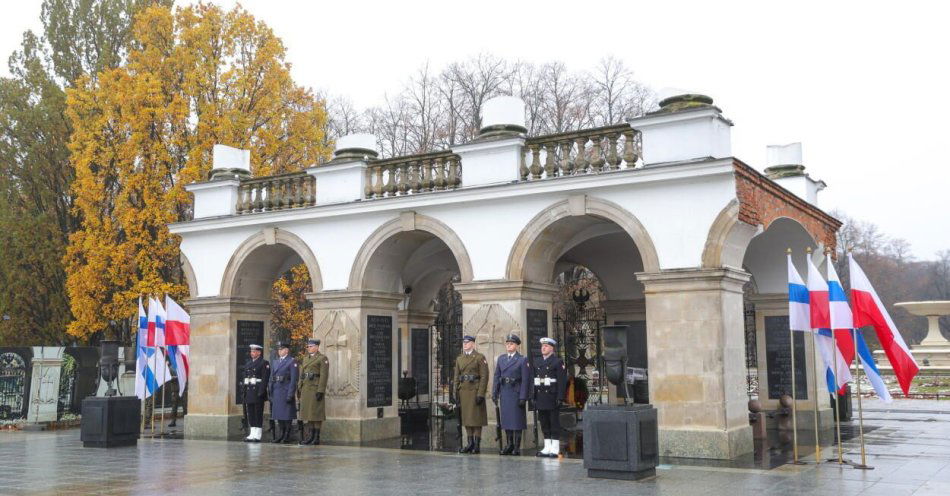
241,344,270,442
492,333,530,455
454,335,489,454
297,338,329,445
269,342,299,443
532,337,567,458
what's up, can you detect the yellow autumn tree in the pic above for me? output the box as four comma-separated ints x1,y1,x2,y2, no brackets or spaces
270,264,313,353
65,4,331,339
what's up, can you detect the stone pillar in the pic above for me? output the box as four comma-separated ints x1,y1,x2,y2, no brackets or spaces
636,268,753,459
27,347,64,424
184,296,272,440
307,290,403,443
750,293,832,430
453,280,557,448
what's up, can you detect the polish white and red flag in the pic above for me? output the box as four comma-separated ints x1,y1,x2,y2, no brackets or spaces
848,253,918,395
807,254,852,392
165,295,191,392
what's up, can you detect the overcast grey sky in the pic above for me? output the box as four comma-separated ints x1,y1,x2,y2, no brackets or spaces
2,1,947,259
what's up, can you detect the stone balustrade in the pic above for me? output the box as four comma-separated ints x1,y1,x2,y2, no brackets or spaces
364,150,462,199
237,171,315,214
522,124,640,180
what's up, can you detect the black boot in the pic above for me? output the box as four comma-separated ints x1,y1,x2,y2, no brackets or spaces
299,426,314,445
512,431,522,456
297,421,305,443
473,437,481,454
460,437,475,454
501,431,514,455
281,421,293,444
313,429,321,446
271,422,283,443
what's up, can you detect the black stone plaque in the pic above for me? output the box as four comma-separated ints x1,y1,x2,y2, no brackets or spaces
235,320,264,405
411,328,429,395
526,309,548,366
367,315,393,408
765,315,807,400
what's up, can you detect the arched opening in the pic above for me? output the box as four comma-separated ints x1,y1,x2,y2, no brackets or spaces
349,216,469,451
511,201,654,456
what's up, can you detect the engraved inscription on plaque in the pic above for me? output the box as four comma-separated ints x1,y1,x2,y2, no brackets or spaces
235,320,264,405
526,309,547,366
410,328,429,395
366,315,393,408
765,315,807,400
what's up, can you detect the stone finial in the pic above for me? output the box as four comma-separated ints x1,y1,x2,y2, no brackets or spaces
765,143,805,179
478,96,527,138
654,92,716,114
332,133,379,162
209,144,252,181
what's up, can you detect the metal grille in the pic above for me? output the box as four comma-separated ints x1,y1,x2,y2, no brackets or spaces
428,283,463,451
553,290,608,406
744,301,759,399
0,352,27,420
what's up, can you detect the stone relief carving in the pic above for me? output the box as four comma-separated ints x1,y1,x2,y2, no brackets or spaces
465,304,521,367
314,310,360,397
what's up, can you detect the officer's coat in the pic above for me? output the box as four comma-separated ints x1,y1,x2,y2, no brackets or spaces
531,353,567,411
241,357,270,404
492,352,531,430
269,355,298,421
453,351,489,427
297,352,329,422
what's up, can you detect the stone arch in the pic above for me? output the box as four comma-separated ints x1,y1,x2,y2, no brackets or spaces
220,227,323,297
348,212,474,290
742,216,820,294
701,199,761,269
506,195,660,282
180,253,198,298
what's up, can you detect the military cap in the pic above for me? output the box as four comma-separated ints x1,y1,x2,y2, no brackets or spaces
306,338,321,346
277,342,290,350
539,337,557,347
249,344,263,350
462,335,476,343
504,334,521,345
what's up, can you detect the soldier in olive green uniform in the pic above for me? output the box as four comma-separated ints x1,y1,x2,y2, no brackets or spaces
453,334,489,454
296,338,329,445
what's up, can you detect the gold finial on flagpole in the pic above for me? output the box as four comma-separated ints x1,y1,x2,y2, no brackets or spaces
806,246,813,254
787,247,792,255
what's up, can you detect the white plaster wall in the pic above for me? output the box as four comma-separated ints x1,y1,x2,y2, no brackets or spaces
180,226,261,297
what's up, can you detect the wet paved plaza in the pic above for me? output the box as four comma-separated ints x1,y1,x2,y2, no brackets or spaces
2,398,949,495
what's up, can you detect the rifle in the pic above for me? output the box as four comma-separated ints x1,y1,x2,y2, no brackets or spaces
241,390,249,435
452,382,462,447
495,399,503,454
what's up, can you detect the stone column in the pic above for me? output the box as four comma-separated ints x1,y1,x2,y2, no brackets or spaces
307,290,403,443
750,293,832,430
184,296,272,440
453,280,557,449
26,347,64,424
636,268,753,459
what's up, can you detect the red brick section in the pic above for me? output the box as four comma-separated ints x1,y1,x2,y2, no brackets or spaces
733,159,841,251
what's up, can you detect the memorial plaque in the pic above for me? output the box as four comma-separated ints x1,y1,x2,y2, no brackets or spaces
765,315,807,400
235,320,264,405
526,309,548,366
366,315,393,408
411,328,429,395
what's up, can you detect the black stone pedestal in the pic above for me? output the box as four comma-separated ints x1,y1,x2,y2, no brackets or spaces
80,396,141,448
583,403,658,481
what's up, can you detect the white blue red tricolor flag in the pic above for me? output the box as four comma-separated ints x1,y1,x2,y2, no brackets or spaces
146,297,166,347
135,297,171,400
849,253,918,396
806,254,853,394
165,295,191,393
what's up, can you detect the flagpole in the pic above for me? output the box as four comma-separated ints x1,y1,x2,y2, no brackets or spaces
159,294,167,437
137,301,146,435
851,328,873,470
830,329,846,464
810,331,821,463
789,327,801,464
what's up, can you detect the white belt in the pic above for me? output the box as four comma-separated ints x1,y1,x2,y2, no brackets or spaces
243,378,262,385
533,378,556,386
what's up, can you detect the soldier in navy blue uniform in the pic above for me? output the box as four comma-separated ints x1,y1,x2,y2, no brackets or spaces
268,342,299,443
532,337,567,458
241,344,270,442
492,333,531,455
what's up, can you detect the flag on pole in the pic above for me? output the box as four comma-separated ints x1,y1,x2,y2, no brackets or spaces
826,253,856,389
787,254,811,332
807,254,852,393
146,297,166,347
165,295,191,392
853,329,892,402
848,253,919,395
135,298,171,399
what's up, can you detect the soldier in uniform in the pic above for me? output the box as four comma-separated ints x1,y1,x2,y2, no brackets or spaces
453,335,488,454
268,342,299,443
492,333,530,455
532,337,567,458
296,338,329,445
241,344,270,442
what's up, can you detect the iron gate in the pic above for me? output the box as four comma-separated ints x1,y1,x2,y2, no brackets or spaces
0,352,28,420
553,289,608,406
428,283,463,451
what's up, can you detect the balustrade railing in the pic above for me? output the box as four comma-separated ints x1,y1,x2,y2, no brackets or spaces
521,124,640,181
236,171,315,214
364,150,461,199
